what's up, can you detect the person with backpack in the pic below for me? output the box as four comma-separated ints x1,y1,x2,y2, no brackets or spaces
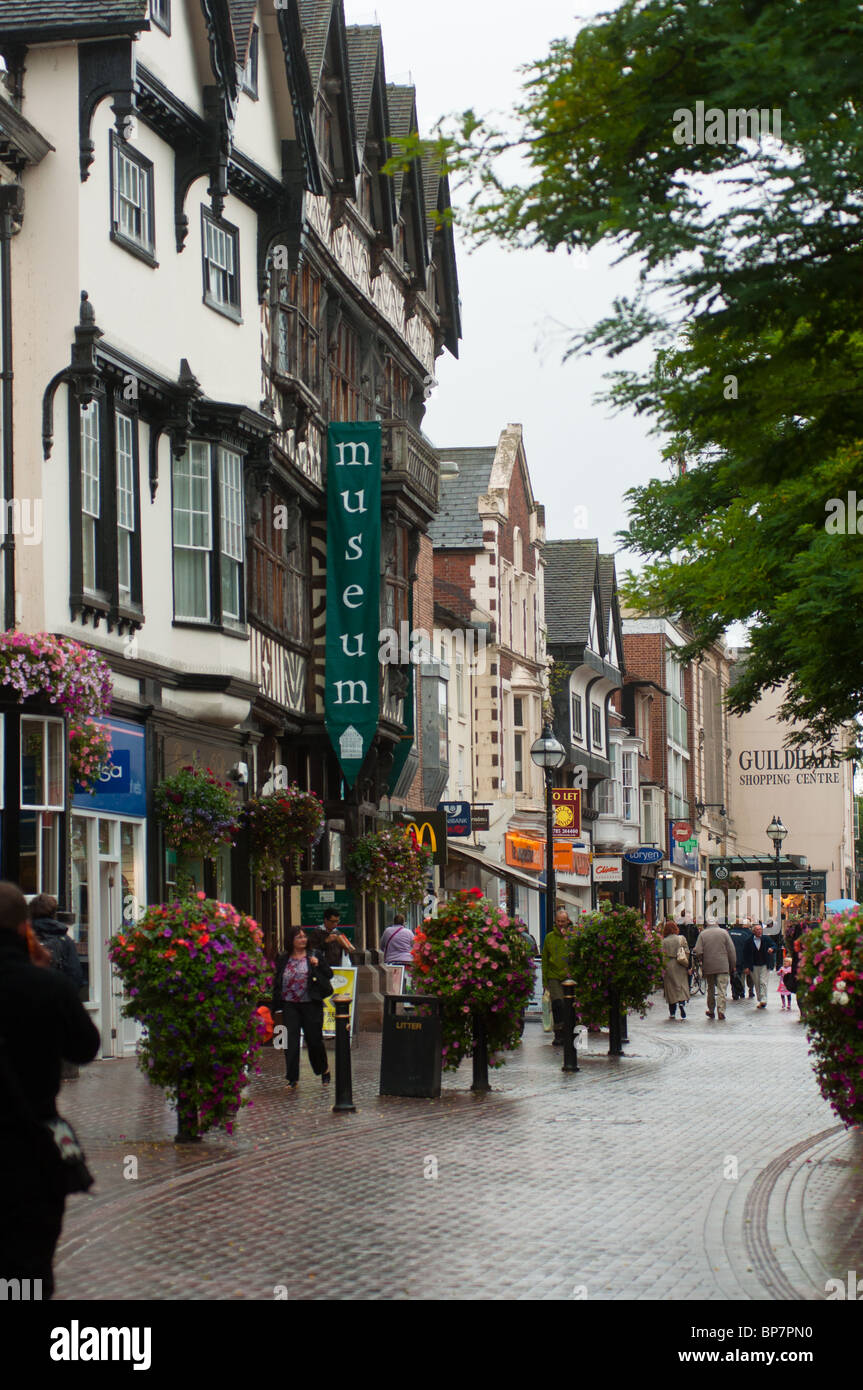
381,914,415,965
29,894,83,992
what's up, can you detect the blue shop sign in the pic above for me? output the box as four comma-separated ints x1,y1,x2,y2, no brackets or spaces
438,800,472,837
624,847,664,865
73,717,146,817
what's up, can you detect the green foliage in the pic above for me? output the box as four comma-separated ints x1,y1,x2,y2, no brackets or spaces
435,0,863,750
109,897,270,1138
798,911,863,1127
565,904,664,1027
411,891,534,1071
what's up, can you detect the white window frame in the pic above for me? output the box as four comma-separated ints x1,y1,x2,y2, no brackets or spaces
622,750,638,823
20,716,65,811
80,401,101,595
202,212,241,317
173,442,213,622
111,136,154,255
219,448,244,621
591,701,603,751
116,412,136,604
571,691,583,742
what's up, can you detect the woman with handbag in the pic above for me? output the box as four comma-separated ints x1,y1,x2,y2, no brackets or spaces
661,921,691,1020
271,927,334,1089
0,879,100,1298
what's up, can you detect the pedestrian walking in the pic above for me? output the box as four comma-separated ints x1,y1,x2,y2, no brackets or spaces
776,961,793,1010
29,894,83,992
785,920,809,1017
380,913,415,965
728,922,755,1001
541,907,573,1046
750,922,775,1008
694,923,737,1020
271,928,334,1089
0,880,101,1298
316,909,356,968
661,922,690,1019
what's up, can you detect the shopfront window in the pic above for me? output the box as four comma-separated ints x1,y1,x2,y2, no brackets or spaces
19,717,64,895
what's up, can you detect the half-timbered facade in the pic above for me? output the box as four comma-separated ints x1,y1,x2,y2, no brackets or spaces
0,0,460,1046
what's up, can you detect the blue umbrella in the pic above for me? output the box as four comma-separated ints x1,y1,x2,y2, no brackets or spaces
825,898,858,913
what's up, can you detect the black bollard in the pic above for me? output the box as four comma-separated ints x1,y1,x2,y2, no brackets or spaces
562,979,580,1073
608,987,624,1056
620,1009,629,1044
471,1013,491,1093
332,996,356,1114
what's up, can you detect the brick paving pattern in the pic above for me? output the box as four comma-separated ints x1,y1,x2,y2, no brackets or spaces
52,978,863,1300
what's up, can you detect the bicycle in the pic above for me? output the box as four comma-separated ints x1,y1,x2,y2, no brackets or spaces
688,956,704,996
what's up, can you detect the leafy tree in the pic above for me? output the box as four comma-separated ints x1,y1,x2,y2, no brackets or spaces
411,0,863,749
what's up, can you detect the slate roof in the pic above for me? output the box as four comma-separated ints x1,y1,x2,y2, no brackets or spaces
345,25,381,153
543,540,600,647
298,0,332,97
428,447,496,549
386,83,417,203
0,0,150,40
228,0,257,69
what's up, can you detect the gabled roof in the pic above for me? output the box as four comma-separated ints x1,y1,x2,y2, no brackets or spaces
598,554,624,675
386,83,417,205
228,0,257,69
429,447,497,549
0,0,150,42
345,24,380,156
544,540,602,648
297,0,333,97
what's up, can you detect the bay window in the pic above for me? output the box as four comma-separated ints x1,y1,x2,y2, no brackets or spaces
19,716,64,896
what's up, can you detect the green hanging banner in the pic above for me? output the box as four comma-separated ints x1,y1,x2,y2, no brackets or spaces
325,421,382,788
389,584,415,795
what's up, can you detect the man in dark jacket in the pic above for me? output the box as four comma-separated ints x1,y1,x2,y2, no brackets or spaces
750,922,775,1008
0,880,101,1297
728,923,755,999
30,893,83,991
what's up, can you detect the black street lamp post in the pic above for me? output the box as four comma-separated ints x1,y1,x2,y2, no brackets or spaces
530,722,567,939
766,815,788,941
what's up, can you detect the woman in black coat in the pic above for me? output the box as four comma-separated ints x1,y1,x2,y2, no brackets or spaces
271,927,334,1088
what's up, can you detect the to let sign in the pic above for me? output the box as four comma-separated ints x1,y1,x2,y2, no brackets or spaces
552,789,581,838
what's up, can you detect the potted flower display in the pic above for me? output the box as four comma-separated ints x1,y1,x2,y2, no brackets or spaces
410,890,534,1083
154,764,241,864
109,895,271,1141
798,910,863,1127
244,785,326,889
565,904,664,1040
346,825,431,908
0,630,113,791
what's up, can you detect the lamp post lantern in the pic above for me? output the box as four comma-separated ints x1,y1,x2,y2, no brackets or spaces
530,722,566,939
766,815,788,938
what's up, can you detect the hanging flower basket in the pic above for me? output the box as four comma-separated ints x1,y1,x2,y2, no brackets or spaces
244,786,326,890
798,911,863,1127
346,825,431,908
0,630,114,791
109,895,271,1140
410,890,534,1072
565,903,664,1029
154,764,241,863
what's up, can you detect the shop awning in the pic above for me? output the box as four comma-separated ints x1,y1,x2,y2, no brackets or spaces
446,842,585,911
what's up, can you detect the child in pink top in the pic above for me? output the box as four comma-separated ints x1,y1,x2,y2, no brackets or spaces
777,962,792,1010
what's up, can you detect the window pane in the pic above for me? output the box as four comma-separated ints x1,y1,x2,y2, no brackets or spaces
47,720,64,808
80,402,100,517
174,548,210,620
116,414,135,531
219,450,244,562
21,718,44,807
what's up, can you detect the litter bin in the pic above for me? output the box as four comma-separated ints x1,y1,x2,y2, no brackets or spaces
379,995,442,1098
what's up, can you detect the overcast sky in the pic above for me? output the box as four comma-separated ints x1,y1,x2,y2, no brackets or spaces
345,0,659,570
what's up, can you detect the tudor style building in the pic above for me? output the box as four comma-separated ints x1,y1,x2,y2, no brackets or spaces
0,0,459,1047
